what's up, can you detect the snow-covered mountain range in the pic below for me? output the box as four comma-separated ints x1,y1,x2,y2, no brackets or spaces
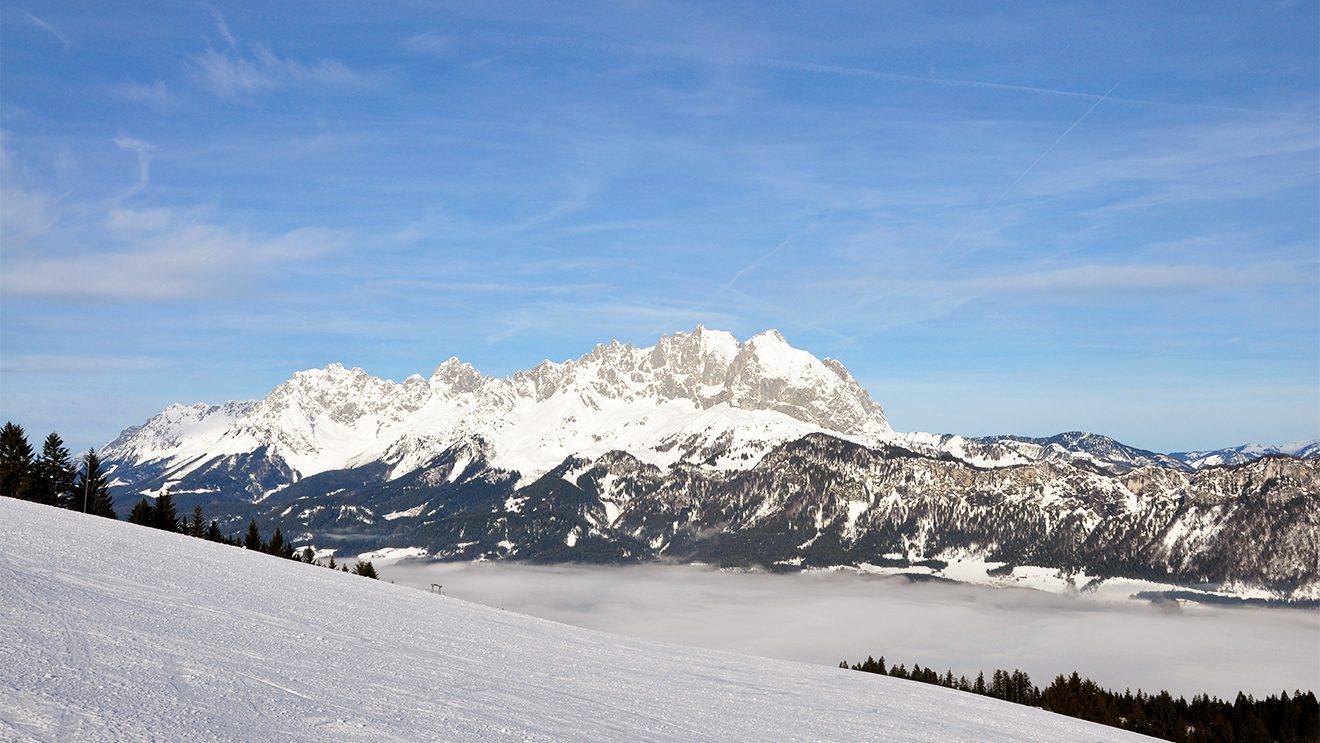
1169,440,1320,469
101,327,1320,600
106,327,891,489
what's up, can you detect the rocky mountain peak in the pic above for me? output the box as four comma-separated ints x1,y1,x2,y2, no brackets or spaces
430,357,485,395
719,330,889,435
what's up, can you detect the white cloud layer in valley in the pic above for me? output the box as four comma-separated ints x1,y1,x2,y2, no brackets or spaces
380,561,1320,700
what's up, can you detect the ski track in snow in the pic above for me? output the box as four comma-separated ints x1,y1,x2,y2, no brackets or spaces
0,499,1153,742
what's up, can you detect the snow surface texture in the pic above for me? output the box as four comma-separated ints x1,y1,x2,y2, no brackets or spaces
0,499,1150,742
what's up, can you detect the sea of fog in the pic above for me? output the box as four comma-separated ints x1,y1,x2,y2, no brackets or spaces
377,561,1319,699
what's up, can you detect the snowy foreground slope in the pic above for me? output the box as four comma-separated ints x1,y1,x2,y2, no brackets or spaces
0,500,1149,742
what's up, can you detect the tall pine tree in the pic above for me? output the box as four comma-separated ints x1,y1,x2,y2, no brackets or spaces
75,450,116,519
187,506,207,538
266,526,286,557
244,520,263,550
153,491,179,532
0,422,35,500
34,433,76,507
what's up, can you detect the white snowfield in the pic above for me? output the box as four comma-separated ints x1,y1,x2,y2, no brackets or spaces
0,499,1151,742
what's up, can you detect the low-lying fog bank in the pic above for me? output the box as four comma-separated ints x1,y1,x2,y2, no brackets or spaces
378,561,1319,699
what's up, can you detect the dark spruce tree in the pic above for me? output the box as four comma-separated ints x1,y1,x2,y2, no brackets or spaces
186,506,207,538
152,491,180,532
204,520,224,542
34,432,76,507
0,422,36,501
128,499,155,526
244,520,263,551
76,450,116,519
266,526,287,557
352,560,378,579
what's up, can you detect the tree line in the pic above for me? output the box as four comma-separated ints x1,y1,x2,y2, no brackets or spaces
840,653,1318,742
0,422,115,516
1,421,378,578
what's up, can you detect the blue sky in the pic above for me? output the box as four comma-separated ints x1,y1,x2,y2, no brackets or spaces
1,1,1317,454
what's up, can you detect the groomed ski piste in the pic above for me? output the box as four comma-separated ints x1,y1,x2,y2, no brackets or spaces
0,499,1151,742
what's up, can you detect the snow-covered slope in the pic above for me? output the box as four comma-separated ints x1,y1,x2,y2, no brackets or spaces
104,327,892,494
0,498,1149,742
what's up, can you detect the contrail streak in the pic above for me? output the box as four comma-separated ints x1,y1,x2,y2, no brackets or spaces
940,81,1120,253
512,33,1304,118
716,226,813,295
987,81,1121,210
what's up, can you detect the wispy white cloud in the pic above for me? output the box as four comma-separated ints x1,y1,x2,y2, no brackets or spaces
210,8,238,50
2,197,344,301
188,45,373,101
0,354,172,373
401,30,450,56
186,9,372,101
24,11,69,49
802,260,1315,336
116,79,173,109
0,134,60,250
112,136,155,201
957,262,1311,294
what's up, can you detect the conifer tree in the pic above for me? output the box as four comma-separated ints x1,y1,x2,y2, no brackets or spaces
327,554,337,570
75,450,116,518
352,560,378,578
205,519,224,542
266,526,286,557
34,433,75,507
0,422,35,500
187,506,206,538
128,499,155,525
299,546,315,564
244,520,263,550
153,491,180,532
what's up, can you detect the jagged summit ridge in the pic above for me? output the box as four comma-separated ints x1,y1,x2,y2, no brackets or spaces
103,328,892,487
